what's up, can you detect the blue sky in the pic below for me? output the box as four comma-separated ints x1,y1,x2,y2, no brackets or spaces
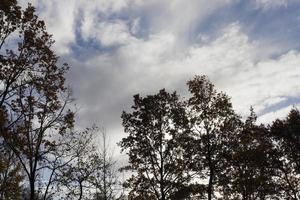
20,0,300,148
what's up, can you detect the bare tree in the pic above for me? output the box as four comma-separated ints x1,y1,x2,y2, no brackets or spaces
90,129,118,200
54,127,99,200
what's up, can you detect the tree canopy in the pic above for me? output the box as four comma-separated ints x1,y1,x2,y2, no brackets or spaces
120,77,300,200
120,89,192,200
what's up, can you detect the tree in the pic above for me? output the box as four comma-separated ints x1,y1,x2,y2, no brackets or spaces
0,1,74,199
120,89,192,200
186,75,240,200
220,108,277,199
38,127,99,200
270,108,300,199
55,127,99,200
90,129,118,200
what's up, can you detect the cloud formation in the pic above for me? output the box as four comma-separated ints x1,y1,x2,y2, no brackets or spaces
255,0,292,9
19,0,300,149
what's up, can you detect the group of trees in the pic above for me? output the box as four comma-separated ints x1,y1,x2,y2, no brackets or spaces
1,1,300,200
0,1,119,199
120,75,300,200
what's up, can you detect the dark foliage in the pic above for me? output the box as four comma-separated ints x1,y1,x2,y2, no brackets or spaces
120,89,192,200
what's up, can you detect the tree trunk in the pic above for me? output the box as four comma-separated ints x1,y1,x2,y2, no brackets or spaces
207,170,213,200
78,180,83,200
30,176,35,200
160,186,165,200
206,129,214,200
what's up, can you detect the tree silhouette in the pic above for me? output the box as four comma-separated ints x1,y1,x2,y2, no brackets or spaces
221,108,277,199
270,108,300,199
54,127,99,200
186,75,240,200
120,89,192,200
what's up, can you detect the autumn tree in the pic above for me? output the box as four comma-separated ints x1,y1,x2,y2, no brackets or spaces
0,3,24,197
120,89,192,200
186,75,240,200
0,1,74,199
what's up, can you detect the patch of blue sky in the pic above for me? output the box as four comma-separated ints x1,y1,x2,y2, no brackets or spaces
258,96,300,117
185,0,300,54
242,2,300,51
237,1,300,52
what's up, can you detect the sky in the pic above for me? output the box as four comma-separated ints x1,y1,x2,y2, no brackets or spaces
19,0,300,152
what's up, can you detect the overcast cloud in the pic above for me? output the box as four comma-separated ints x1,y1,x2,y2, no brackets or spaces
19,0,300,152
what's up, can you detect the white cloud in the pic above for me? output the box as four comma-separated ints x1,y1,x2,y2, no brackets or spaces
83,20,137,47
17,0,300,149
72,22,300,130
20,0,141,54
131,0,236,40
130,18,140,35
255,0,294,10
39,1,78,54
19,0,79,54
21,0,237,54
229,50,300,116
